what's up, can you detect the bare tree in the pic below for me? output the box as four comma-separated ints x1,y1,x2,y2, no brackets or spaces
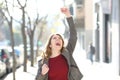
0,9,4,26
27,13,40,66
16,0,28,72
35,16,48,62
2,0,16,80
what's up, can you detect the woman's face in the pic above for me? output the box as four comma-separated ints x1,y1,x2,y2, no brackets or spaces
50,34,63,51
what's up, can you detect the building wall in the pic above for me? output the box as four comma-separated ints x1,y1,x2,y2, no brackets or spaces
71,1,85,49
84,0,94,29
84,0,94,51
99,0,120,75
119,0,120,75
111,0,120,75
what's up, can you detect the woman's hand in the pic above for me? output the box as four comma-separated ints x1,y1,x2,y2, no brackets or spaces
41,64,49,75
61,7,71,17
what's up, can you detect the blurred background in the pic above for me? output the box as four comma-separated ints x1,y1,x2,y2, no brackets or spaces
0,0,120,80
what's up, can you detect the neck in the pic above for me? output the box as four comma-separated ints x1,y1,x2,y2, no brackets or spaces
50,50,61,58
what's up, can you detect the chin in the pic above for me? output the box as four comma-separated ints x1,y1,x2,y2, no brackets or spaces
56,47,62,51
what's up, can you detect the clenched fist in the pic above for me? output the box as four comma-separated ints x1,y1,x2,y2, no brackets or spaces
60,7,71,17
41,64,49,75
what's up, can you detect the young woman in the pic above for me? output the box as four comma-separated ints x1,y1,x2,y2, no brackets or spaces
35,7,83,80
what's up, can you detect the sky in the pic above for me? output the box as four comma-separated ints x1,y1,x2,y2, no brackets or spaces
4,0,74,19
3,0,74,34
26,0,74,34
3,0,64,18
26,0,74,17
27,0,65,17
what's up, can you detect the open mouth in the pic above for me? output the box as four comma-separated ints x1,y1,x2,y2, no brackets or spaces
56,43,61,46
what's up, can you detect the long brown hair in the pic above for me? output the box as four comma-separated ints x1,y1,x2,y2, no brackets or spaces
44,34,65,59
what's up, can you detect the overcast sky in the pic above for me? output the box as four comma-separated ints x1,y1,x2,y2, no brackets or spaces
4,0,74,34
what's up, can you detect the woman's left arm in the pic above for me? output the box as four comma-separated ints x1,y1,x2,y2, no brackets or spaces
61,7,77,55
66,16,77,55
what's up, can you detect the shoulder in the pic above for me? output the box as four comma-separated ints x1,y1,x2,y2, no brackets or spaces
38,59,43,63
63,48,69,53
38,59,44,66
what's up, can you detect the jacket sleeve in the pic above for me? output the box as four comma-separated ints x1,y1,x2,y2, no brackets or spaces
66,17,77,55
35,59,47,80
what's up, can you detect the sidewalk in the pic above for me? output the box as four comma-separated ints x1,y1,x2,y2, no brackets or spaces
74,49,120,80
4,61,38,80
81,62,120,80
4,49,120,80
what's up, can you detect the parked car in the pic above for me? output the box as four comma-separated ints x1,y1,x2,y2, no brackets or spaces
14,47,24,66
0,48,22,73
0,60,6,77
0,48,11,73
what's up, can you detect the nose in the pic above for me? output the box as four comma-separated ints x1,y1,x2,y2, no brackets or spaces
56,37,61,41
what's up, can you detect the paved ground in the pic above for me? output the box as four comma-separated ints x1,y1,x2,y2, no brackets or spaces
4,55,120,80
4,42,120,80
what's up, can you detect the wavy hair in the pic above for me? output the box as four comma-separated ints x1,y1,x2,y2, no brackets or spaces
44,34,65,59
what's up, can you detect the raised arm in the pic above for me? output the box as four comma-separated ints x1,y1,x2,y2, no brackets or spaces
61,7,77,55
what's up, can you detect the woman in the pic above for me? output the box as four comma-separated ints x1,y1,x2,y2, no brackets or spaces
35,7,83,80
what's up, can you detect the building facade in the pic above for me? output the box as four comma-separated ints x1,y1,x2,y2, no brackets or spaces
95,0,120,75
70,0,120,76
